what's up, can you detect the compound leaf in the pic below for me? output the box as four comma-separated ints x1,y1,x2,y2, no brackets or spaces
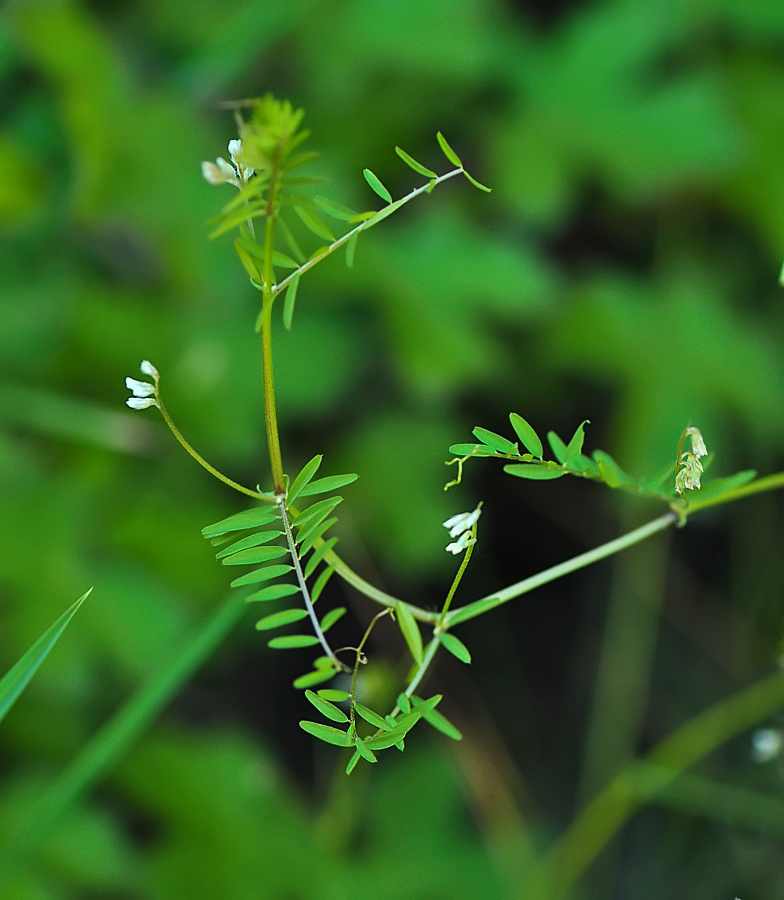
363,168,392,203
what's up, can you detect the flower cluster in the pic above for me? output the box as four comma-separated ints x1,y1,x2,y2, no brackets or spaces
125,360,160,410
675,427,708,495
201,139,254,189
443,503,482,555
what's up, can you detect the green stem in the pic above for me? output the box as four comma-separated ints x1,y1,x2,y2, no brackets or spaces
270,167,465,298
437,523,477,626
261,196,285,494
686,470,784,514
446,512,677,627
157,394,268,500
277,498,338,664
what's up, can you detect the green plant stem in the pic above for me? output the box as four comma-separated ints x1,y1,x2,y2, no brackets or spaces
446,512,678,627
0,592,247,888
270,167,464,298
529,666,784,900
156,394,268,500
437,524,477,626
261,196,285,494
277,498,339,665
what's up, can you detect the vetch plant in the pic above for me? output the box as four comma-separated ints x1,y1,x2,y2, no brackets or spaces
122,95,784,794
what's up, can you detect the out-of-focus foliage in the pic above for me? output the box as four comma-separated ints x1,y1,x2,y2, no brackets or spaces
2,0,784,897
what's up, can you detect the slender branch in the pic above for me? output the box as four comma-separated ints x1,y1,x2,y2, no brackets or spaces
277,497,339,664
270,168,465,298
446,512,678,627
156,394,269,501
438,522,477,626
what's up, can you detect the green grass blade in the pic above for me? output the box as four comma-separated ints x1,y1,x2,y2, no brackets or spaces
0,591,247,887
0,588,92,726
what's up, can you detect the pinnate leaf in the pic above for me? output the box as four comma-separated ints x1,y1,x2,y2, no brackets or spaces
255,608,308,631
509,413,543,458
438,632,471,664
299,720,353,746
363,168,392,203
395,146,436,178
436,132,462,167
395,601,423,665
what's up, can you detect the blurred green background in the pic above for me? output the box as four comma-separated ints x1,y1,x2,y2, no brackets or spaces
2,0,784,896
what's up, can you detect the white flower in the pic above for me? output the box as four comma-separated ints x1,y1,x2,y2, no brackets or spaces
443,503,482,539
443,502,482,553
675,427,708,495
202,139,254,189
125,362,159,410
126,396,158,410
446,531,476,555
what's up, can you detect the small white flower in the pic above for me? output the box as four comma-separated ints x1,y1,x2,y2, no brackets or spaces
202,140,254,189
443,502,482,553
126,396,158,410
125,362,159,410
125,377,155,398
140,359,159,379
443,503,482,539
751,727,783,763
686,426,708,459
446,531,476,555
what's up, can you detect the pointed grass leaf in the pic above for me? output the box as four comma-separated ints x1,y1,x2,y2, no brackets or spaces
363,168,392,203
203,507,279,538
245,583,300,603
547,431,567,464
438,632,471,664
319,689,350,702
222,545,288,566
298,516,339,557
354,702,393,731
311,566,334,603
255,609,309,631
503,464,565,480
436,132,462,167
304,537,338,579
346,231,358,268
354,736,378,763
346,749,362,774
294,205,336,242
287,455,322,506
297,473,358,498
563,421,590,467
313,195,358,221
319,607,346,633
0,589,91,725
230,564,293,588
283,270,300,331
293,668,335,689
463,170,492,192
305,689,349,723
394,146,437,178
395,601,423,665
216,530,282,559
509,413,543,459
472,426,517,454
268,634,320,649
299,720,353,747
